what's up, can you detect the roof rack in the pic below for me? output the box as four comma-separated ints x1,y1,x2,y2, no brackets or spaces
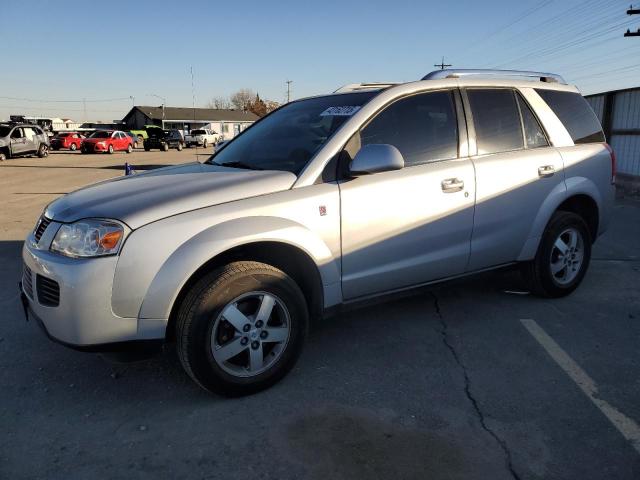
422,69,566,84
334,82,399,93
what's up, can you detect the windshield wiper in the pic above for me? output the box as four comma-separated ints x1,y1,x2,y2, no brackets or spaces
211,161,264,171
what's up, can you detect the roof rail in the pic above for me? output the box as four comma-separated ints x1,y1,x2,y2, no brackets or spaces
422,69,566,84
334,82,399,93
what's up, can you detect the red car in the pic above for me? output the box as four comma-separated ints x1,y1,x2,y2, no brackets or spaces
50,132,85,151
81,130,133,154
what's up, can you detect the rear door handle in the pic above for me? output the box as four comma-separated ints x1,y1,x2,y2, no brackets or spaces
538,165,555,177
441,178,464,193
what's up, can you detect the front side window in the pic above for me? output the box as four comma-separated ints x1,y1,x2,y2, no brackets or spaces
467,89,523,155
359,90,458,166
535,89,605,144
208,91,377,174
11,128,23,139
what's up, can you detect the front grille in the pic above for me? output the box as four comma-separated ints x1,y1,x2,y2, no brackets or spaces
22,264,34,299
36,275,60,307
34,216,51,242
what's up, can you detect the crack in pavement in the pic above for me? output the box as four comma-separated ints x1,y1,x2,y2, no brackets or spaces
429,291,522,480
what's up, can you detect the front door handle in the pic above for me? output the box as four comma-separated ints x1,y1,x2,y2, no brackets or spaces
441,177,464,193
538,165,555,177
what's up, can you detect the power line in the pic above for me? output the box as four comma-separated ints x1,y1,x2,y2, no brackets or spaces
0,95,132,104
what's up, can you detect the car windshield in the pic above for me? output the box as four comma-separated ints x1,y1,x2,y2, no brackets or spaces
0,126,11,137
90,131,111,138
207,92,377,174
59,133,70,137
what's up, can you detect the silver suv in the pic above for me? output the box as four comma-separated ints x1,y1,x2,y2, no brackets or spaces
21,70,615,395
0,123,50,160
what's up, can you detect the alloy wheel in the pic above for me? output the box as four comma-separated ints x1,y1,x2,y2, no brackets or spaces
550,227,584,285
210,291,291,377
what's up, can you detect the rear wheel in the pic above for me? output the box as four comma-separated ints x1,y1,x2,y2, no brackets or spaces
108,144,114,154
126,144,133,154
203,139,208,148
522,211,592,298
0,151,6,161
162,143,169,152
177,142,183,151
37,144,48,158
176,261,309,396
70,143,77,151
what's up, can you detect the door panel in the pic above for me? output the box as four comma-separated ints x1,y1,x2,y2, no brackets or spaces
340,158,475,299
468,147,565,270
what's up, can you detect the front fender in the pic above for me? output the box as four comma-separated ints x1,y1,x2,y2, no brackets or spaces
130,216,339,320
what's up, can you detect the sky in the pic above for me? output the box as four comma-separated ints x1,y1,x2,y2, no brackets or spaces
1,0,638,122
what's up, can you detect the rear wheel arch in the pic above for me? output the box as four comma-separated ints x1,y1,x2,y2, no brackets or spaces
555,194,599,242
165,241,324,342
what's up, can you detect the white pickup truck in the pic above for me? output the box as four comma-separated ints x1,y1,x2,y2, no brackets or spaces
185,129,220,148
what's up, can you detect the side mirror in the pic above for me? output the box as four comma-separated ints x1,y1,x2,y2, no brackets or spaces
349,144,404,176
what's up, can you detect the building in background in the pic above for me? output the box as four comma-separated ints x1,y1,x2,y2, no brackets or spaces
122,106,259,140
586,87,640,180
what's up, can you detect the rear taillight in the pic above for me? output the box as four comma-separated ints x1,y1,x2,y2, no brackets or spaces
604,143,616,185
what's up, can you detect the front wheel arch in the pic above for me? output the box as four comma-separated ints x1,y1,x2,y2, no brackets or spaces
165,241,324,342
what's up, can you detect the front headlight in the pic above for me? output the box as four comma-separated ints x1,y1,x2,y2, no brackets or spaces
51,219,127,257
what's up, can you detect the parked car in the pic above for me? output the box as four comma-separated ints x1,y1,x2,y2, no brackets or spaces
20,69,615,396
144,129,184,151
125,132,140,149
130,125,163,144
50,132,85,151
0,123,50,160
81,130,133,154
185,128,220,148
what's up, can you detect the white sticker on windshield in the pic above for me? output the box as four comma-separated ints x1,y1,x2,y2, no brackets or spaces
320,106,362,117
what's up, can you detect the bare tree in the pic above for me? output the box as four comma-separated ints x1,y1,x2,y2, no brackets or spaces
230,89,254,111
205,96,232,109
264,100,280,113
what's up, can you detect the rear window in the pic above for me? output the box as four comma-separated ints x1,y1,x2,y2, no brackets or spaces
191,129,206,135
535,89,605,144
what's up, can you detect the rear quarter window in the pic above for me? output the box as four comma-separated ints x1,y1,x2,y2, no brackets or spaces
535,89,605,144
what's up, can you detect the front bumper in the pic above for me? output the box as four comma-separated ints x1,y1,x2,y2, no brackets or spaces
21,226,140,347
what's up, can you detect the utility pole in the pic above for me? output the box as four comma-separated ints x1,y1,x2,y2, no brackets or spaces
434,56,452,70
285,80,293,103
625,4,640,36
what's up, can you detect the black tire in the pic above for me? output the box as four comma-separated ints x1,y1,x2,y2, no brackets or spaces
162,143,169,152
108,144,114,154
177,142,183,151
522,211,592,298
37,144,48,158
126,144,133,154
0,151,6,161
203,139,208,148
176,261,309,396
144,146,151,151
70,143,77,151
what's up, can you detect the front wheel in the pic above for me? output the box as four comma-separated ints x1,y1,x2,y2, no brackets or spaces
70,143,77,151
522,211,592,298
177,142,183,151
38,144,49,158
108,144,114,154
0,151,6,161
176,261,309,396
162,143,169,152
203,139,208,148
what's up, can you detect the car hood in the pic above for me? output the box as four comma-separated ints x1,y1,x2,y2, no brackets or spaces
45,162,297,229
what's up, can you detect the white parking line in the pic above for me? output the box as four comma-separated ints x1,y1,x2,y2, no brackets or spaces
520,318,640,455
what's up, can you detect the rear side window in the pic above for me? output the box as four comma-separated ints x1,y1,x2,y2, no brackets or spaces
516,94,548,148
535,89,605,144
467,89,523,155
360,90,458,166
